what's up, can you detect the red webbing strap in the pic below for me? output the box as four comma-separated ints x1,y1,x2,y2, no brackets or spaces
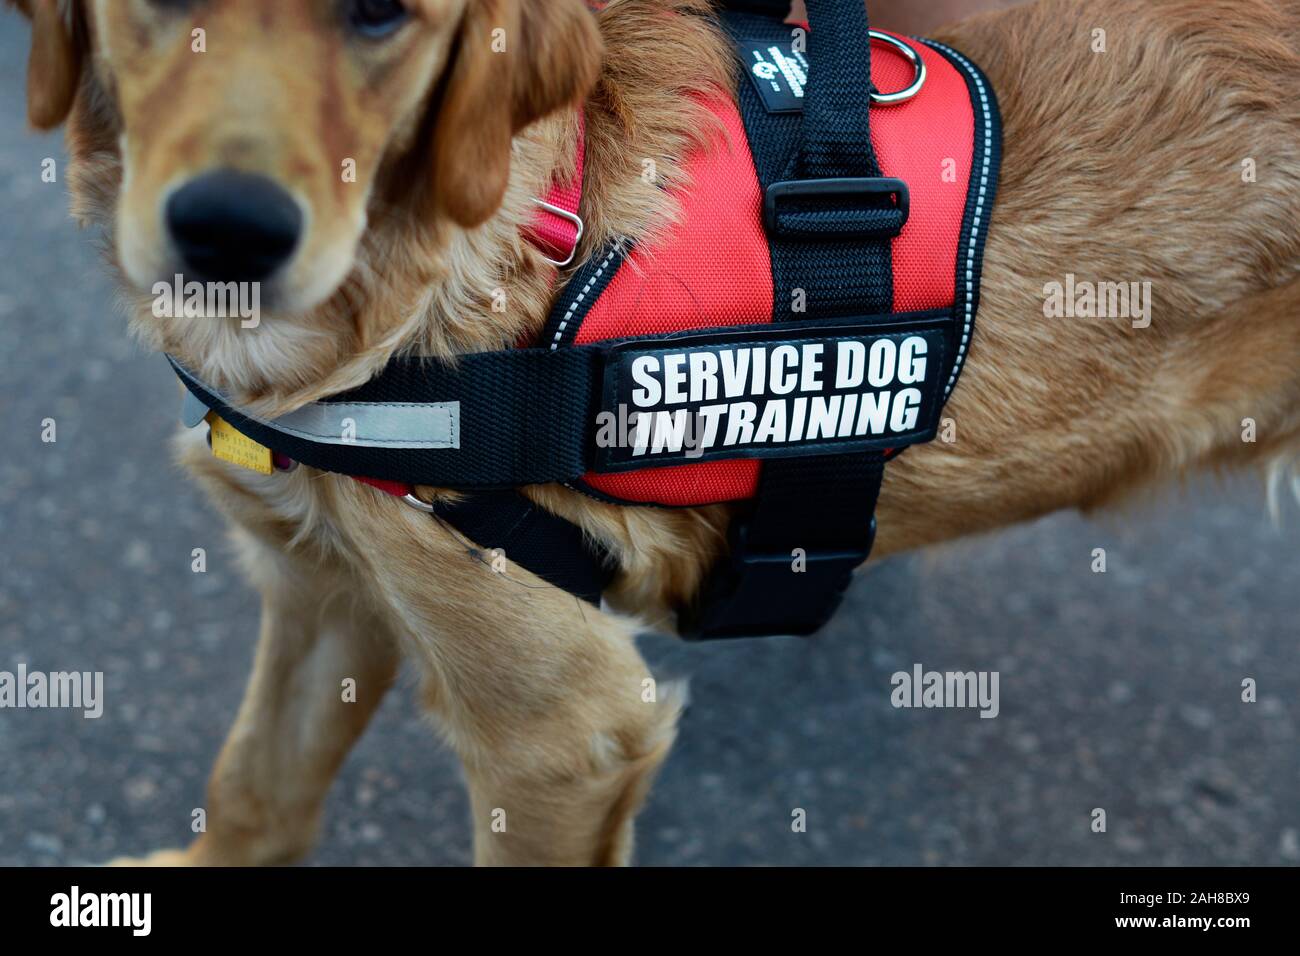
354,475,410,498
523,113,585,265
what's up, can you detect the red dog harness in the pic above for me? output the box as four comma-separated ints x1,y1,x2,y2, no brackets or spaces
175,0,1002,639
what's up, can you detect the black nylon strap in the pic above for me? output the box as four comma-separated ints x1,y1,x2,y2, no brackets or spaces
726,10,899,317
430,492,615,606
798,0,878,181
172,349,602,489
173,305,941,492
682,0,894,639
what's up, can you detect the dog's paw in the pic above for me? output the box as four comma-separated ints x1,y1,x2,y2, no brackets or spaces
106,848,196,867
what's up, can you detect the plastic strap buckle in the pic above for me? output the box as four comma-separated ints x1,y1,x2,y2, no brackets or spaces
679,517,877,640
763,177,910,240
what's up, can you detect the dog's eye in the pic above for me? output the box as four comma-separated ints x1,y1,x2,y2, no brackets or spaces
349,0,410,38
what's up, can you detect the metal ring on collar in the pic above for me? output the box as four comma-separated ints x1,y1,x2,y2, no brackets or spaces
402,493,437,514
532,199,584,268
869,31,926,105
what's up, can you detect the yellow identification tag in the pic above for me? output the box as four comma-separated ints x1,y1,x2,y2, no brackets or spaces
207,413,274,476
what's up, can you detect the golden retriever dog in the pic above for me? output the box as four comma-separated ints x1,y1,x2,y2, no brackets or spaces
8,0,1299,866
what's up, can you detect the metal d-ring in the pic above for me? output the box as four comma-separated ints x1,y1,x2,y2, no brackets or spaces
402,493,437,514
869,31,926,105
531,199,585,268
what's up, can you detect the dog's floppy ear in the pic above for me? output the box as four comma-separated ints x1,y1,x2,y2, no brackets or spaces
9,0,83,130
431,0,603,228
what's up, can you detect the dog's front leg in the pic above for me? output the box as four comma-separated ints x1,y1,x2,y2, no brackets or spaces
371,503,681,866
424,606,680,867
447,627,682,868
113,538,400,866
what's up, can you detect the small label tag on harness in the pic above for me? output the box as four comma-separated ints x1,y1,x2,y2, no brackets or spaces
738,39,808,113
207,413,274,476
593,322,948,472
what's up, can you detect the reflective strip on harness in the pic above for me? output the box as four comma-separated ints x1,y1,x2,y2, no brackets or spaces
172,361,460,450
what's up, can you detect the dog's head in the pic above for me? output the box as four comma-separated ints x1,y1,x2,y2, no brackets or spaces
13,0,600,393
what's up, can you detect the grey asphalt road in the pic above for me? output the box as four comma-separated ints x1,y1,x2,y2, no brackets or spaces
1,18,1297,868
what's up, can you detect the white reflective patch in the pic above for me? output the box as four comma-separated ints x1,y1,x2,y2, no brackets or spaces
172,361,459,450
268,400,458,449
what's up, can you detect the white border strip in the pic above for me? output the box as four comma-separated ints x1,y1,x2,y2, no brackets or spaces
921,39,994,399
550,245,621,351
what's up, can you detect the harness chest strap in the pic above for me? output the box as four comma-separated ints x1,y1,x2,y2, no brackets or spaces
172,315,951,490
688,1,901,638
524,112,585,268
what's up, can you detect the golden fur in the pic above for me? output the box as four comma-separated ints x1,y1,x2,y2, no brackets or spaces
8,0,1300,864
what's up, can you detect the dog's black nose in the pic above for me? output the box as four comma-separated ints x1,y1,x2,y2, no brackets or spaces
166,170,303,284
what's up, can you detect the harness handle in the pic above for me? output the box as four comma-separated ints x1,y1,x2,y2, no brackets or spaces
798,0,881,180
